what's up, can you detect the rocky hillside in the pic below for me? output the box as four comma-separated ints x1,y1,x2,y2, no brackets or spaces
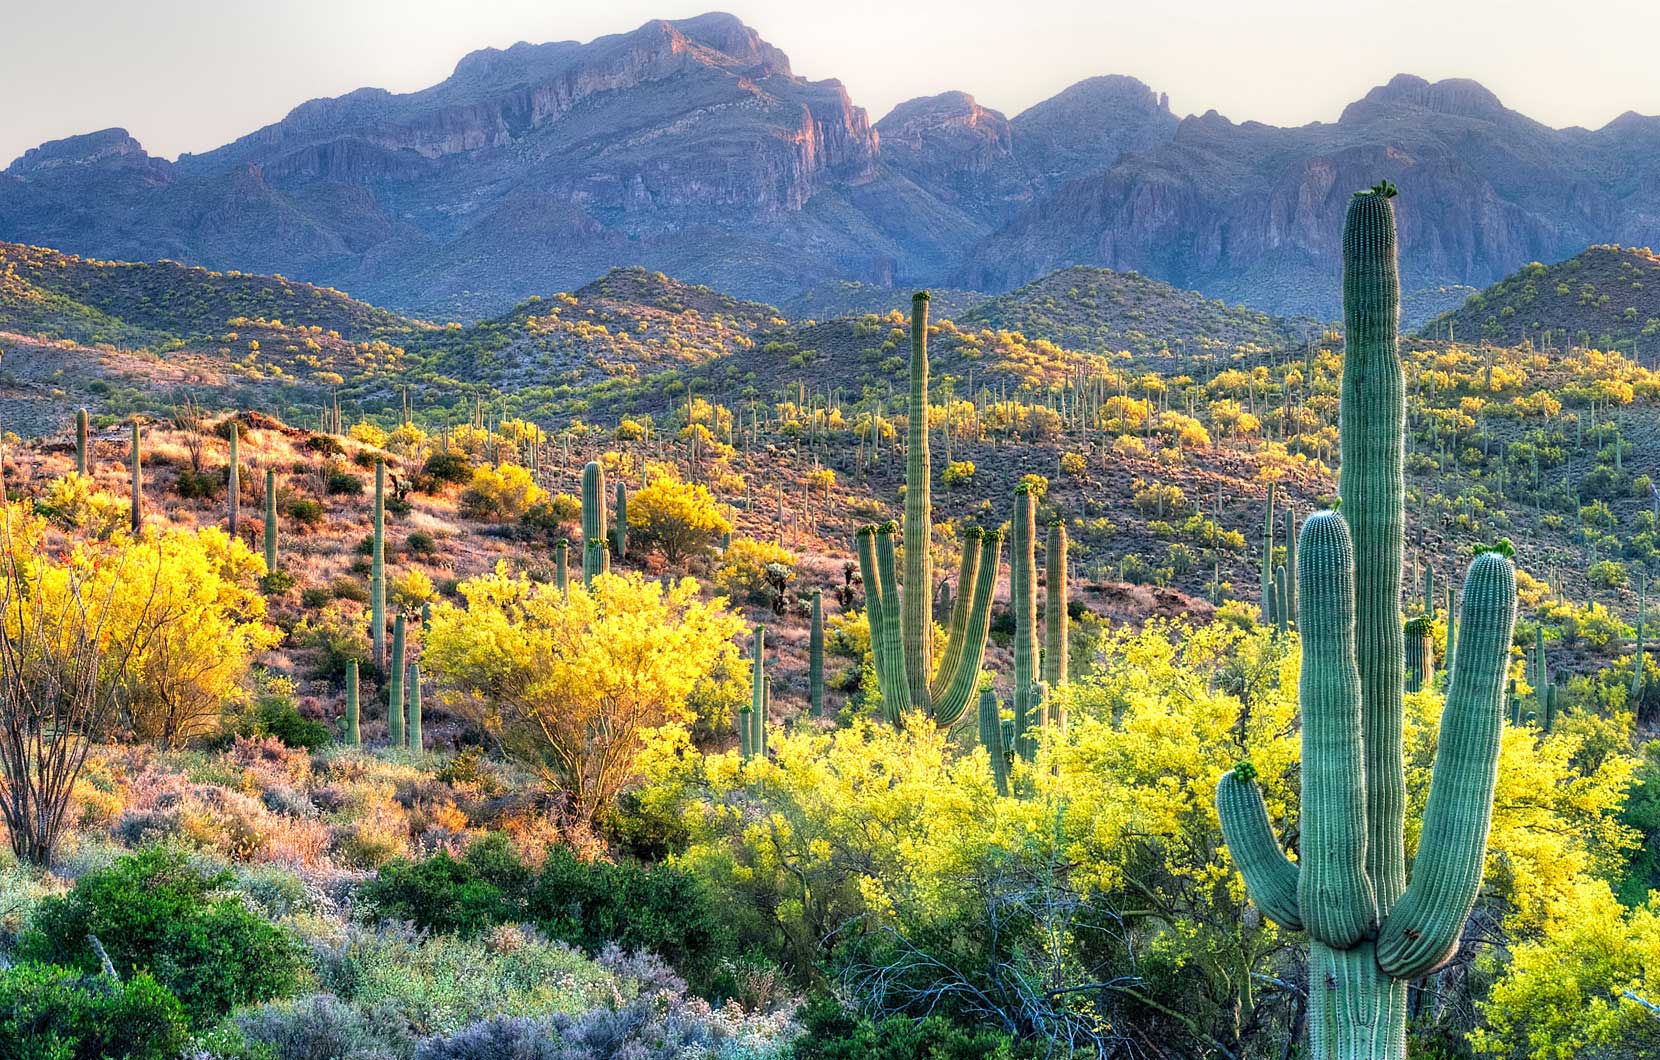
4,15,1657,320
959,265,1317,360
1420,244,1660,353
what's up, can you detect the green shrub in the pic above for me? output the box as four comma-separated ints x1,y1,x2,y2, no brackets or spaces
286,497,326,528
791,994,1021,1060
422,451,473,487
0,963,187,1060
357,841,732,989
18,847,308,1025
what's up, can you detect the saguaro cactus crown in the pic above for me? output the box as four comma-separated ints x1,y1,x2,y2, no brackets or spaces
1215,186,1518,1060
855,293,1002,729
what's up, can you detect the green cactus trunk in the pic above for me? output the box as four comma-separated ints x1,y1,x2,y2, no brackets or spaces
809,591,824,717
75,408,88,476
1043,522,1069,691
1283,507,1298,626
1216,187,1518,1060
1261,481,1277,622
1012,486,1038,758
749,625,766,756
760,676,770,758
555,540,569,594
372,459,386,671
1405,618,1433,694
406,663,422,750
264,469,278,574
582,461,607,584
613,480,628,559
853,293,1002,731
977,686,1008,796
345,660,361,748
228,422,240,537
738,708,753,759
388,613,406,745
129,420,143,535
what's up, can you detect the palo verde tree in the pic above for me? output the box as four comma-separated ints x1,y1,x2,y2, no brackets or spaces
855,292,1002,728
1216,183,1519,1060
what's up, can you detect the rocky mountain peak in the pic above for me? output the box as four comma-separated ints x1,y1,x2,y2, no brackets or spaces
7,128,153,175
1340,73,1509,124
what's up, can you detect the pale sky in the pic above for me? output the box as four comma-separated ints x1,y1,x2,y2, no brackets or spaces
3,0,1658,167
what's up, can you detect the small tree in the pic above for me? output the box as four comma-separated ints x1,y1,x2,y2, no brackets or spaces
628,468,732,565
424,565,744,822
0,504,147,864
460,464,547,521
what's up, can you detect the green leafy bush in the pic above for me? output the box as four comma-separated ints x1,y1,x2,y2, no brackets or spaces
18,847,308,1025
0,963,187,1060
791,994,1021,1060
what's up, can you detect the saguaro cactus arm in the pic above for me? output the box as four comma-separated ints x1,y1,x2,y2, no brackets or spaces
1296,511,1378,948
1376,549,1517,978
930,529,1003,728
871,523,913,721
1216,765,1304,931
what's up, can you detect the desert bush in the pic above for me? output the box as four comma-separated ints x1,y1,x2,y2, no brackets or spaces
236,993,415,1060
628,470,732,564
19,846,308,1024
713,538,797,602
791,993,1019,1060
0,963,188,1060
460,465,546,521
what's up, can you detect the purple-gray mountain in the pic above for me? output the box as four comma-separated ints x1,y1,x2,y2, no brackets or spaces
3,12,1657,321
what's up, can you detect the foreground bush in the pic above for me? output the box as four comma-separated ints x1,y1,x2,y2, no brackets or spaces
0,962,187,1060
18,846,308,1024
358,836,733,989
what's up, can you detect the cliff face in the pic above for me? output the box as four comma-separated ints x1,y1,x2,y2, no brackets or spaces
4,20,1658,320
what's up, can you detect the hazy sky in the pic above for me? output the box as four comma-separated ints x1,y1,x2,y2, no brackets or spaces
4,0,1658,166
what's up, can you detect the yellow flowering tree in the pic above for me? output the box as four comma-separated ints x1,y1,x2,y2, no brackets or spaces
423,565,745,823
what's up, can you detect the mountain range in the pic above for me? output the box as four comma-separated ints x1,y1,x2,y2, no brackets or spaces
3,11,1657,321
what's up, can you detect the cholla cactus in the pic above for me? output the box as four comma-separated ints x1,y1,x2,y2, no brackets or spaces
1216,187,1517,1060
854,293,1002,730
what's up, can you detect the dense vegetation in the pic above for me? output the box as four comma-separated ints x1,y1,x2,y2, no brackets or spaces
0,208,1653,1057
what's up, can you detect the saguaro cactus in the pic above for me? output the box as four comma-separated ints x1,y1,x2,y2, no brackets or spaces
1405,616,1434,693
613,480,628,559
555,540,569,594
345,660,361,748
853,293,1003,730
809,590,825,717
388,613,406,745
129,420,143,534
406,662,422,750
582,461,607,584
264,469,279,575
1011,484,1039,756
749,625,766,758
1043,521,1069,692
372,459,386,670
75,408,88,475
228,421,240,536
1216,185,1518,1060
977,686,1008,796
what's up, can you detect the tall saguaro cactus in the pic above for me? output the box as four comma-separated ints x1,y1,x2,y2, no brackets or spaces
1011,484,1038,756
388,613,406,746
75,408,88,475
345,660,361,748
227,421,240,536
613,480,628,559
264,470,279,575
582,461,608,584
406,662,422,750
1043,521,1069,691
854,293,1003,729
809,590,825,717
1216,185,1518,1060
371,459,386,670
129,420,143,535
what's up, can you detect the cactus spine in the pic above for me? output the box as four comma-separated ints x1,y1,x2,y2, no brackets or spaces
371,459,386,670
809,590,824,717
264,469,279,575
406,662,422,750
345,660,361,748
75,408,88,475
1043,521,1069,692
1216,185,1518,1060
388,613,405,745
854,293,1003,730
613,480,628,559
977,686,1008,796
129,420,143,534
228,421,240,536
582,461,607,584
